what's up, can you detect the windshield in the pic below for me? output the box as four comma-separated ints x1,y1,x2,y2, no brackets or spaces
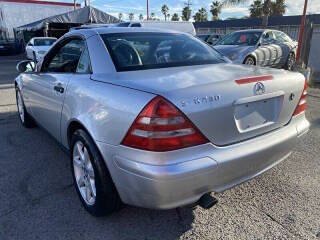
34,39,56,46
217,31,262,46
101,32,226,71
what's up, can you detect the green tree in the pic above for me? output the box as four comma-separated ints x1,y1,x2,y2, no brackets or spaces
150,12,156,20
182,6,192,21
171,13,180,21
161,4,169,21
129,13,134,21
118,13,123,21
271,0,286,16
193,8,208,22
139,14,144,21
223,0,286,17
249,0,264,17
210,1,222,21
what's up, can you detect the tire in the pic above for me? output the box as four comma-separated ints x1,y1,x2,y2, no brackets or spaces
32,51,37,62
285,52,295,71
244,56,256,66
71,129,122,216
15,88,35,128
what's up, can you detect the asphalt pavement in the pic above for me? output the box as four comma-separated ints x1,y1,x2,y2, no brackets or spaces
0,54,320,240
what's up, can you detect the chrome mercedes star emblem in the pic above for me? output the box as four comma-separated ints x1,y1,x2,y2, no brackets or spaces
254,82,265,95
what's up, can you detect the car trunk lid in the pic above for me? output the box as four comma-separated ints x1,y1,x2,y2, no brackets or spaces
91,63,305,146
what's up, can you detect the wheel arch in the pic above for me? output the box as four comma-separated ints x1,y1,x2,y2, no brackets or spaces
67,119,94,149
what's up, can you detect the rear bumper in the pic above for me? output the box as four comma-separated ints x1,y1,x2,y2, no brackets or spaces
97,113,309,209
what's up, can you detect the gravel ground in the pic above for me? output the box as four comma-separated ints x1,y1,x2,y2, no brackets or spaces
0,54,319,240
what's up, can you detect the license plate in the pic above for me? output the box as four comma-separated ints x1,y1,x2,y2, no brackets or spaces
234,97,281,132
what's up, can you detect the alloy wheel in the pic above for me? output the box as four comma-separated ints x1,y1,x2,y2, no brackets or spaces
245,57,255,65
73,141,96,206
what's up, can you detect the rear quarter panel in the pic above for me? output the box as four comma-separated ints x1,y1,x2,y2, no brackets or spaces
60,75,155,149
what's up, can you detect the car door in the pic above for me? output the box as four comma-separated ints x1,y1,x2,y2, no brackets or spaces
257,31,278,67
273,31,293,67
26,37,86,141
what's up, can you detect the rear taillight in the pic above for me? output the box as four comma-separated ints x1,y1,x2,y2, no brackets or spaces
293,79,308,116
121,96,209,151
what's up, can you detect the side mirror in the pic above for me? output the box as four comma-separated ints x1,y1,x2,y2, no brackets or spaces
16,60,36,73
28,43,33,46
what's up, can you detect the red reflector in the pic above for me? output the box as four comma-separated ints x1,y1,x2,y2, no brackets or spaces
235,75,274,85
293,79,308,116
121,96,209,152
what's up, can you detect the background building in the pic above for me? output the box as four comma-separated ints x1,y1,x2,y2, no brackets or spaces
0,0,79,40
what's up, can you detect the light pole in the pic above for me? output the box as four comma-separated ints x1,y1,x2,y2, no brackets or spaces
296,0,308,62
147,0,149,20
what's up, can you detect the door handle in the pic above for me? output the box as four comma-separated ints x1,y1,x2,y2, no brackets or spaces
54,85,64,94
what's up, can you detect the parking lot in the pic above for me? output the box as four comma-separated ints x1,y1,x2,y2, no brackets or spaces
0,54,320,240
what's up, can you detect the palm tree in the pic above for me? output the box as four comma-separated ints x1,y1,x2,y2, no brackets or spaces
118,13,123,21
249,0,264,17
139,14,144,21
210,1,222,21
271,0,286,16
182,6,192,21
150,12,155,20
129,13,134,21
222,0,286,16
193,8,208,22
171,13,180,21
161,5,169,21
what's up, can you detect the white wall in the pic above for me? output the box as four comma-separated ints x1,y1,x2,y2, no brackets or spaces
0,2,74,39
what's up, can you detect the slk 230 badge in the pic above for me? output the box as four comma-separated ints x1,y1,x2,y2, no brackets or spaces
181,95,221,107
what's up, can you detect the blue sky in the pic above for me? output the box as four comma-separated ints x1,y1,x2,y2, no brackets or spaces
80,0,320,20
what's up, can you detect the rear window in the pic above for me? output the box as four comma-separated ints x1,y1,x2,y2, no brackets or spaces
101,32,226,71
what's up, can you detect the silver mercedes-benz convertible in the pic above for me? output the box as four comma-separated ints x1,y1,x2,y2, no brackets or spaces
15,27,309,216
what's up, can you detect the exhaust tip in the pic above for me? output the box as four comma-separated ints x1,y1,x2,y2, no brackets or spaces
198,193,218,210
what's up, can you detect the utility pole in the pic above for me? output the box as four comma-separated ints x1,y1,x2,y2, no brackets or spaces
296,0,308,62
74,0,76,10
184,0,192,20
147,0,149,20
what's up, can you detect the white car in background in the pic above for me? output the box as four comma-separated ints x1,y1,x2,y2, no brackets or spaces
115,21,196,36
25,37,57,61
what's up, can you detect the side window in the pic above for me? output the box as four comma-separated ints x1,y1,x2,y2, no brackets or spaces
130,23,141,27
76,47,91,73
42,39,85,73
280,32,292,42
273,31,285,43
262,32,276,44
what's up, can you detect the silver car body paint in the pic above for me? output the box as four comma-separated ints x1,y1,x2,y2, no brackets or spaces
214,29,297,67
15,27,309,209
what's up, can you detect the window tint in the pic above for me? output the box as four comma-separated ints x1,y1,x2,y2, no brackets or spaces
101,32,225,72
217,31,262,46
130,23,141,27
43,39,85,73
274,31,292,43
262,31,276,44
116,22,130,27
77,47,91,73
34,39,56,46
